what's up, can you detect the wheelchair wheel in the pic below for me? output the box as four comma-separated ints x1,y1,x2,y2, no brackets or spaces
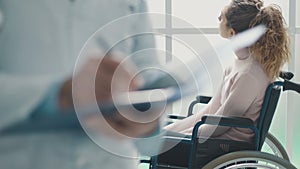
202,151,296,169
262,133,290,161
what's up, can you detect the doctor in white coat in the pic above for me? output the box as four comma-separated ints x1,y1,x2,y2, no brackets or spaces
0,0,162,169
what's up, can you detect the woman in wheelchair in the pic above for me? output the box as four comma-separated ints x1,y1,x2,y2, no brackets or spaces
164,0,290,142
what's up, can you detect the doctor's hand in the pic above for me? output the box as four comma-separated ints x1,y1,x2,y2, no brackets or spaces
58,53,160,138
58,55,137,110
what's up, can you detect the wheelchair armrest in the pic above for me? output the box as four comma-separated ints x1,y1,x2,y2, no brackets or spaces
196,96,212,104
201,114,254,127
187,95,212,116
191,114,259,149
168,114,186,120
283,80,300,94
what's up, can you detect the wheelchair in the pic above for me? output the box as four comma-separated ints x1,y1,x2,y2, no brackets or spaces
140,71,300,169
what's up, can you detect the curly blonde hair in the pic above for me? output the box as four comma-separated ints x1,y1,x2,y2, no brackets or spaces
226,0,290,81
249,5,290,81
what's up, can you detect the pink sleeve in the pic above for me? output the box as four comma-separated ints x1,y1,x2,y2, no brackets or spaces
163,69,226,133
216,73,259,116
199,73,260,137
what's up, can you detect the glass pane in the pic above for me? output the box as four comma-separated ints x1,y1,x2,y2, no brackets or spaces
269,92,287,153
172,0,227,28
171,34,225,115
146,0,165,28
297,0,300,27
205,35,235,69
153,33,166,65
292,34,300,168
172,0,289,28
264,0,289,25
295,35,300,81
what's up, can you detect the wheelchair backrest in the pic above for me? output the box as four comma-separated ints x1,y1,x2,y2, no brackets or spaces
257,83,281,150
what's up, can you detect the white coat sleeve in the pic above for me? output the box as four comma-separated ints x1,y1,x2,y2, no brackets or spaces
0,73,54,130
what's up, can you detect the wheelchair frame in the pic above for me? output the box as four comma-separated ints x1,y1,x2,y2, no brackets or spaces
185,72,295,162
184,95,290,161
143,72,299,169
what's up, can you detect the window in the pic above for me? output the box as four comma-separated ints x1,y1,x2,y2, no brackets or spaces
171,34,220,114
146,1,299,166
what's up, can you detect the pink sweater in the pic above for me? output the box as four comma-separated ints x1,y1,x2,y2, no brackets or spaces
165,52,270,142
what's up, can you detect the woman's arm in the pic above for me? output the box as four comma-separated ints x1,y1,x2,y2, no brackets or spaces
164,77,224,133
198,73,260,137
163,68,228,134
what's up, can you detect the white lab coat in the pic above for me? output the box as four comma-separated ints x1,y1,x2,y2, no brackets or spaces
0,0,160,168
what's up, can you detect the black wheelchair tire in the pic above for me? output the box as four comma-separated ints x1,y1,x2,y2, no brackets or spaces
264,132,290,161
202,151,296,169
